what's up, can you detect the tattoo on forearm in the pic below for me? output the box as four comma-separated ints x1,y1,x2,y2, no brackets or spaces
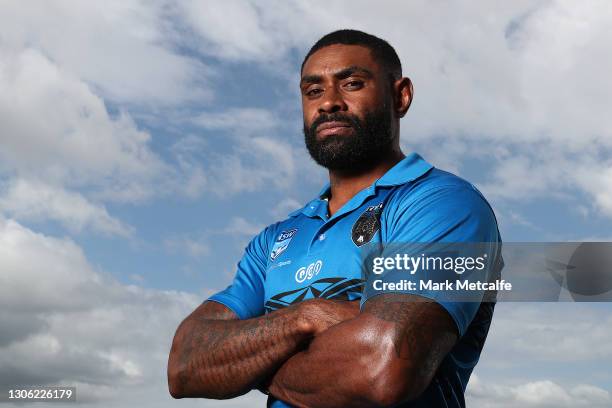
174,306,305,397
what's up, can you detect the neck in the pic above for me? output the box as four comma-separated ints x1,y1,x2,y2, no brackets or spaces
327,148,405,217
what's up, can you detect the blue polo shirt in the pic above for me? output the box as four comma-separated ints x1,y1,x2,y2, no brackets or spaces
208,152,502,407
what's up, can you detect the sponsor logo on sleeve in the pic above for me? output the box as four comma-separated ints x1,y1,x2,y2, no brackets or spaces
270,228,298,260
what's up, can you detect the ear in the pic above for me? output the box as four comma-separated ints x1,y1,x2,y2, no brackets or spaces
394,77,413,118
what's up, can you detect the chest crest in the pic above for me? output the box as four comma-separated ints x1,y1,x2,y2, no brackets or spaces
351,203,383,246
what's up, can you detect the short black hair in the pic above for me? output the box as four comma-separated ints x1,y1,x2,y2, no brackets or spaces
301,29,402,80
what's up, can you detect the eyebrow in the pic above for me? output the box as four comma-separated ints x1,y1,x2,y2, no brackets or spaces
300,65,374,87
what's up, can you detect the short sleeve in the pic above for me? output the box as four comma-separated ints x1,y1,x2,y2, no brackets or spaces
207,226,273,319
363,182,502,337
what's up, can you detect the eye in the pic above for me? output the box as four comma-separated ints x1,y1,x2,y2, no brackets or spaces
305,87,323,97
344,80,364,90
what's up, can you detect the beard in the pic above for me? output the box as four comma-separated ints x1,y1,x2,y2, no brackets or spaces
303,106,394,173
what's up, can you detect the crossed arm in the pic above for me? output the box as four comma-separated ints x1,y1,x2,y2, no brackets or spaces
167,298,360,399
167,294,457,406
267,294,457,407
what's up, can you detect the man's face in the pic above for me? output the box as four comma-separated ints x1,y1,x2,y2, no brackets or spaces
301,44,394,172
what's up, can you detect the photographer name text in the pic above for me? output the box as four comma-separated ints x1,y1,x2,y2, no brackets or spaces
372,279,512,292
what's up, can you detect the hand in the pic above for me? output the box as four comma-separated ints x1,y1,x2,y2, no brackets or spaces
298,299,360,335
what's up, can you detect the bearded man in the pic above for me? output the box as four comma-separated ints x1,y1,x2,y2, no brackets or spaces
168,29,502,408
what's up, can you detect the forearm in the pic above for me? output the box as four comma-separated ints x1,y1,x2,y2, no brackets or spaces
168,304,311,399
268,316,394,407
267,295,458,407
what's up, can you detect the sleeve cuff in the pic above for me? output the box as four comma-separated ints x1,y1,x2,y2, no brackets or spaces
360,291,476,337
207,293,254,320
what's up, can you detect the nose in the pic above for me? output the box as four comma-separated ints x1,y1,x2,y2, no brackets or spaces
318,85,347,114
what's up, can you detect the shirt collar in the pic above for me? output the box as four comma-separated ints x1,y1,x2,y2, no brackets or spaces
375,152,433,187
289,152,433,218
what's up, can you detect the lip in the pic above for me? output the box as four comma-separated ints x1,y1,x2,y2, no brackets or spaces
316,121,353,137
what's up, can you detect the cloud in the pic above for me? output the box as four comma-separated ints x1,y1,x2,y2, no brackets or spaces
178,107,303,196
0,215,271,407
3,0,611,215
165,236,210,258
0,43,212,237
467,375,612,408
466,303,612,407
574,166,612,218
394,1,612,218
221,216,264,237
175,0,612,219
484,303,612,363
0,216,199,402
495,208,543,233
163,216,262,260
0,1,219,238
176,0,316,63
270,197,303,219
3,220,610,408
193,108,278,134
206,141,296,196
0,0,211,106
2,3,612,406
0,179,132,236
0,217,111,315
0,47,170,201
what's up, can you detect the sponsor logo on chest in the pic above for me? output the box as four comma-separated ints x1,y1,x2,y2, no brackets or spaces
295,260,323,283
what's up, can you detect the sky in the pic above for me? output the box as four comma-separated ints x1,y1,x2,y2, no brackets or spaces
1,1,611,407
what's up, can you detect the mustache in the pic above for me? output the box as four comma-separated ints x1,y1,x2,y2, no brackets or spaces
308,113,361,135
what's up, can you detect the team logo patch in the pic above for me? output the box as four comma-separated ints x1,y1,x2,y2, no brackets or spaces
351,203,383,246
270,228,298,260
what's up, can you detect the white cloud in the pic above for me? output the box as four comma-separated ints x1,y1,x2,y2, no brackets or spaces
0,215,270,407
0,0,210,106
574,166,612,218
467,375,612,408
164,216,263,260
193,108,278,134
270,197,302,219
208,141,296,196
0,217,108,314
169,134,209,199
1,216,611,408
176,0,612,219
467,303,612,408
3,0,611,215
0,216,181,400
2,4,612,405
497,208,543,233
221,216,264,237
484,303,612,363
164,236,210,258
0,47,170,200
0,1,218,237
0,43,212,237
0,179,132,236
177,1,316,63
180,107,303,196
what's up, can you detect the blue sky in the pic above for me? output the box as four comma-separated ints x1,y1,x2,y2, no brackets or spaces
1,1,612,407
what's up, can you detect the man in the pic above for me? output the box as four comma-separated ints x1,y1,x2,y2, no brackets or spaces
167,29,502,407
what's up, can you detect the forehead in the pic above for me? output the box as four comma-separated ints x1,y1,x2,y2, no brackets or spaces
302,44,381,77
